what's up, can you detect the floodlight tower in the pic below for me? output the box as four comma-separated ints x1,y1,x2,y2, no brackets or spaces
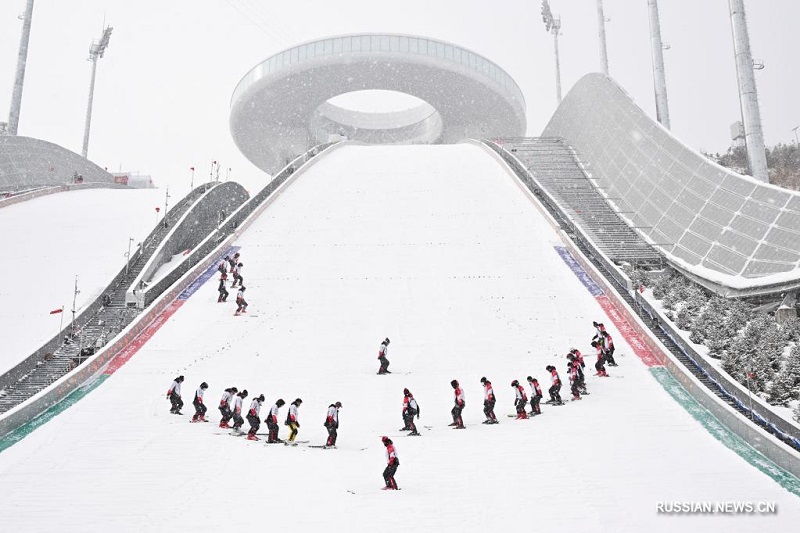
596,0,609,75
81,26,113,158
647,0,671,130
728,0,768,182
541,0,563,104
7,0,36,136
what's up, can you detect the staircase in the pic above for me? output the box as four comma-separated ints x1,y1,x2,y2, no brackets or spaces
0,184,214,414
494,137,663,268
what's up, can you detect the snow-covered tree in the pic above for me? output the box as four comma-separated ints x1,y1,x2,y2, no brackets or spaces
663,277,692,311
767,371,795,406
675,304,692,330
694,297,732,357
769,345,800,405
724,314,781,393
782,317,800,343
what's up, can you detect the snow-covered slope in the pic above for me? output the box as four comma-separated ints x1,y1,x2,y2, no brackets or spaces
0,145,796,531
0,188,165,374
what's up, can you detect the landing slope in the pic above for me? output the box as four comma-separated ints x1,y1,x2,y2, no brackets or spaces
0,145,795,531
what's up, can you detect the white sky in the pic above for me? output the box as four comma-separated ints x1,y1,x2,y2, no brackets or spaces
1,0,798,190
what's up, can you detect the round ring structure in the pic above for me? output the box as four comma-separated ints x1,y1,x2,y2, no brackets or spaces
230,34,527,173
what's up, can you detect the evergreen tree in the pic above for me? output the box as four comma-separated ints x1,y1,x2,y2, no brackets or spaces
724,315,779,393
782,317,800,343
676,304,692,330
768,346,800,406
727,299,754,332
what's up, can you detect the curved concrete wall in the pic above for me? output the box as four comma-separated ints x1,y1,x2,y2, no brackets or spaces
543,74,800,297
127,182,249,307
0,136,114,190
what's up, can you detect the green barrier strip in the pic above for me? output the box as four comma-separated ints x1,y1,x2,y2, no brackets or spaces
650,366,800,497
0,375,109,453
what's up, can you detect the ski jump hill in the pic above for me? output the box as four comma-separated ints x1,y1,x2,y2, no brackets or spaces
0,144,797,531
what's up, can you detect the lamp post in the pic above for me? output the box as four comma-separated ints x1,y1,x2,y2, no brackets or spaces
125,237,134,278
541,1,563,104
792,126,799,146
7,0,35,136
647,0,671,130
596,0,609,75
728,0,769,182
82,26,113,158
71,276,80,337
163,187,171,228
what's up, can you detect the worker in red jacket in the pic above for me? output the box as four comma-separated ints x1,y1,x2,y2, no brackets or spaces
511,380,528,419
377,338,391,374
591,341,608,377
266,398,285,443
324,401,342,447
381,436,400,490
545,365,563,405
527,376,542,415
449,379,465,429
480,377,498,424
191,382,209,422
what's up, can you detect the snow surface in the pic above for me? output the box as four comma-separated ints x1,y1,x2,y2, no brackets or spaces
0,188,166,374
0,145,797,531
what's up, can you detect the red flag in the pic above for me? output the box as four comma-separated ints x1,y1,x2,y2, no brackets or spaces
190,166,195,171
155,207,160,212
49,308,63,315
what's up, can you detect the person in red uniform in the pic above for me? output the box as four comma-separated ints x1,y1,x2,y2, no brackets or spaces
231,389,248,432
480,377,498,424
377,338,391,374
591,340,608,377
381,436,400,490
545,365,563,405
218,387,237,428
601,331,618,366
324,401,342,447
570,348,585,369
568,354,588,394
234,287,248,315
191,381,209,422
285,398,303,444
449,379,465,428
166,375,184,414
266,398,285,443
568,361,582,401
246,394,265,440
217,275,229,303
218,257,229,276
527,376,542,415
511,380,528,419
401,388,420,435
